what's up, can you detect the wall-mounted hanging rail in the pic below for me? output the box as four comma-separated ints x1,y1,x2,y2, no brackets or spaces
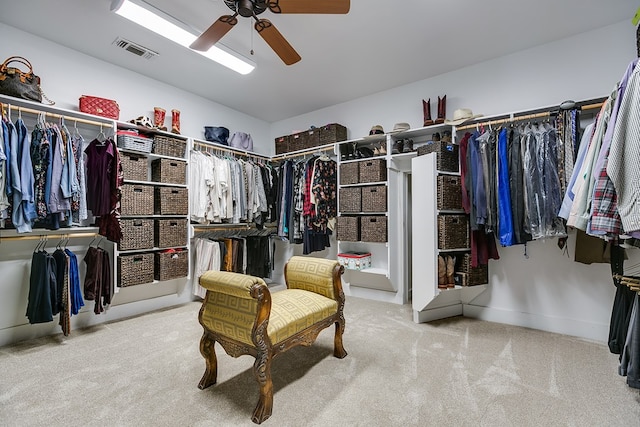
192,139,270,160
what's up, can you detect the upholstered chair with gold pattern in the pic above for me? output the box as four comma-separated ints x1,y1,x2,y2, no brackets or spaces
197,256,346,424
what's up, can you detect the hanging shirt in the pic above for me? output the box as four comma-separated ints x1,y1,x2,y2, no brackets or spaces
10,118,36,233
497,127,514,246
84,138,115,217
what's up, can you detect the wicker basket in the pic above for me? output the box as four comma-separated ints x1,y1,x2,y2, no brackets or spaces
275,135,290,154
117,134,153,153
455,270,488,286
339,187,361,213
359,159,387,183
155,250,189,281
118,253,154,287
154,186,189,215
154,218,188,248
151,158,186,185
437,214,469,250
360,215,387,243
340,162,359,185
336,216,360,241
118,219,154,250
319,123,347,145
304,128,320,149
121,152,148,181
121,184,154,216
437,175,462,210
458,253,489,283
289,132,305,152
417,141,459,172
153,135,186,158
361,185,387,212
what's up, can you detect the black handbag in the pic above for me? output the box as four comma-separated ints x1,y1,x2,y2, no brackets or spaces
204,126,229,145
0,56,53,104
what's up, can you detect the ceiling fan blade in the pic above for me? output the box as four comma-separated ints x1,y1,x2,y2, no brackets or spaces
267,0,350,14
190,15,238,51
254,19,301,65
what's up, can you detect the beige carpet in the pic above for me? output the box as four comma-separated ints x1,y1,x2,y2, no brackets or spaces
1,296,639,426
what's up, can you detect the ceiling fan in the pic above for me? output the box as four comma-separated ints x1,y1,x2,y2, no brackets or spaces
190,0,350,65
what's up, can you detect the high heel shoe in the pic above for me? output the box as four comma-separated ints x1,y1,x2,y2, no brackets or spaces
379,143,387,155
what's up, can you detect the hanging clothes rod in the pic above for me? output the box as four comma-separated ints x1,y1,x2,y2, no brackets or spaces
192,140,270,160
0,232,98,243
193,224,252,231
271,144,335,162
0,102,113,128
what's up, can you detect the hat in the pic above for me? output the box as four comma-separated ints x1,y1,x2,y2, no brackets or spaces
390,122,410,133
369,125,384,135
444,109,483,126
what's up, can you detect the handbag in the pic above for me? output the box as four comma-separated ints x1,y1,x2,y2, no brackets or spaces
0,56,53,104
228,131,254,151
204,126,229,145
79,95,120,119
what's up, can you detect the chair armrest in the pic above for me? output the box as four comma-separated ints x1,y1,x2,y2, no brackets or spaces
284,256,344,301
199,271,266,298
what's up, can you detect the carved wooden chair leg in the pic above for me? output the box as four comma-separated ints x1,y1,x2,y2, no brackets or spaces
333,319,347,358
198,333,218,390
251,351,274,424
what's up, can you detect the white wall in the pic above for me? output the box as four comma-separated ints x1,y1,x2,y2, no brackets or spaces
272,20,638,343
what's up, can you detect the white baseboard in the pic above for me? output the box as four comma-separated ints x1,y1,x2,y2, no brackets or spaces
462,304,609,343
413,303,463,323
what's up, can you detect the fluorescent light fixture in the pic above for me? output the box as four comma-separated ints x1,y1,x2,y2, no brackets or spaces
111,0,255,75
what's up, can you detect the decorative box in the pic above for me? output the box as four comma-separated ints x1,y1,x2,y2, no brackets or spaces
337,252,372,271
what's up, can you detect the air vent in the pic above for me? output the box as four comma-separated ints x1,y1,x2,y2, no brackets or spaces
112,37,159,60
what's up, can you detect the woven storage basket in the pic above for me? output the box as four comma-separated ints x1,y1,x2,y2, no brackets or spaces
319,123,347,145
457,253,489,286
339,187,361,213
155,250,189,281
359,159,387,183
121,152,148,181
275,135,290,154
437,214,469,250
289,132,305,152
437,175,462,210
360,215,387,243
154,186,189,215
339,162,359,185
304,128,320,149
454,270,488,286
336,216,360,241
117,134,153,153
151,158,186,185
153,135,186,158
121,184,154,216
417,141,459,172
361,185,387,212
154,218,188,248
118,253,154,287
118,219,154,251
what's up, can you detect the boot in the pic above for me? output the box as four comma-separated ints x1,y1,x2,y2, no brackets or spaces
171,109,181,134
153,107,167,131
402,138,414,153
422,98,434,127
435,95,446,125
392,139,404,155
438,255,447,289
446,255,456,288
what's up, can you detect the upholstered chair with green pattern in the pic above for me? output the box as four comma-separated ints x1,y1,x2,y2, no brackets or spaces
197,256,346,424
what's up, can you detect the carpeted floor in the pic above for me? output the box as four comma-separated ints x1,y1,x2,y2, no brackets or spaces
1,296,639,426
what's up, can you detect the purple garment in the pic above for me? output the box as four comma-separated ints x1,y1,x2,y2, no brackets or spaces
84,139,114,217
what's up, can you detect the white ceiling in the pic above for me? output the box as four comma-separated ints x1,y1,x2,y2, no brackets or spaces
0,0,637,122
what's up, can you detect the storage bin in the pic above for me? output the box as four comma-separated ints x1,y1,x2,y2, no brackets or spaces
437,214,469,249
118,253,154,287
437,175,462,210
275,135,290,154
121,152,148,181
319,123,347,145
456,253,489,286
117,134,153,153
154,186,189,215
153,135,186,158
361,185,387,212
155,250,189,281
339,187,361,213
417,141,459,172
151,158,186,184
339,162,359,185
337,251,372,271
121,184,154,216
359,158,387,183
360,215,387,243
336,216,360,241
304,128,320,149
289,132,305,152
154,218,188,248
118,219,154,251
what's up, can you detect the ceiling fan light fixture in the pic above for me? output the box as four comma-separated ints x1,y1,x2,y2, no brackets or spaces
110,0,255,75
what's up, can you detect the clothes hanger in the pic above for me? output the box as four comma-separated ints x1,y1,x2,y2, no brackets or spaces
96,124,107,144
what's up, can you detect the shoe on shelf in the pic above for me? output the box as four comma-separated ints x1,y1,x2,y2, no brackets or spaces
392,139,404,154
438,255,447,289
402,138,414,153
446,255,456,288
373,146,380,156
379,143,387,155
